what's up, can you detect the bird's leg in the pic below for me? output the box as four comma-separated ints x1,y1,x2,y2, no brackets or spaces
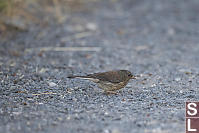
104,90,118,95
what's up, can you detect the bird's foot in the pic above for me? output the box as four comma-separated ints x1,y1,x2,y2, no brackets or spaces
104,91,118,95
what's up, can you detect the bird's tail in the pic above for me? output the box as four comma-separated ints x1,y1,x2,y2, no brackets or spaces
67,75,90,79
67,75,99,82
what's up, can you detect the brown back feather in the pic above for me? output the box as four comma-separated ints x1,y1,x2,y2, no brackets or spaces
87,70,129,83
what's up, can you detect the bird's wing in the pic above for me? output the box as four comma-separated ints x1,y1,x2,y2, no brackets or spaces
88,71,123,83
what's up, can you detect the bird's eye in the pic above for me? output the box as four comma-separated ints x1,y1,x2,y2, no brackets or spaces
128,74,132,77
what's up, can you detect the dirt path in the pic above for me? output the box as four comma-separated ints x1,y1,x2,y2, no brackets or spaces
1,0,199,132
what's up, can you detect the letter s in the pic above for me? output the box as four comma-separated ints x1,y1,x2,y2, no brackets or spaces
187,103,197,116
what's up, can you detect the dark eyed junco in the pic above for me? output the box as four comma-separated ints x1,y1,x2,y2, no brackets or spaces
68,70,136,93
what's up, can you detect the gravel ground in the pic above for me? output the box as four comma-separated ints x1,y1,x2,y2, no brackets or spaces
1,0,199,133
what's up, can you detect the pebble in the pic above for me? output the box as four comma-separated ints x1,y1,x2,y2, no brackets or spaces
48,82,57,87
86,23,97,31
175,77,181,81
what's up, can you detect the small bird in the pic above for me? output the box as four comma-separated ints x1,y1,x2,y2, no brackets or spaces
68,70,136,93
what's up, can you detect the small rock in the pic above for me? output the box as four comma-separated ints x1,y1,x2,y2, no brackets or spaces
12,112,22,115
48,82,57,87
104,129,111,133
151,84,156,87
175,77,181,81
135,45,149,51
104,112,109,116
86,23,97,31
38,68,49,74
112,129,120,133
66,116,71,120
168,27,175,35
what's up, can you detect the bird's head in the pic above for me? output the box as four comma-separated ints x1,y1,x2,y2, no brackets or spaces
120,70,136,80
